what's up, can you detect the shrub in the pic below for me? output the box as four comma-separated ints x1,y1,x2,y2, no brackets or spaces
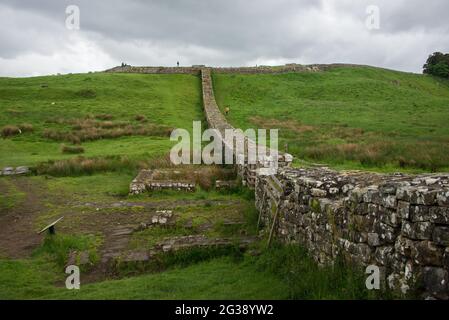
18,123,34,132
76,89,97,98
61,144,85,154
249,244,391,299
1,125,21,138
95,113,113,120
34,234,98,269
42,124,173,143
35,155,137,176
135,114,147,122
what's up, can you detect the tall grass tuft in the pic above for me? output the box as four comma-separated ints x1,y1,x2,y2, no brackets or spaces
61,144,85,154
248,243,392,299
1,125,21,138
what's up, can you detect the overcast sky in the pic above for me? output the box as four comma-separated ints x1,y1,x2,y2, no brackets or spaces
1,0,448,77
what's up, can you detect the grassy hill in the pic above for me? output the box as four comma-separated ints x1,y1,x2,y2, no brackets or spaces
213,66,449,172
0,73,203,168
0,66,435,300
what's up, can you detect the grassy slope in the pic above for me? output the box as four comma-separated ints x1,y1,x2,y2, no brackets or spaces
0,243,381,300
0,172,382,300
0,67,412,300
213,66,449,172
0,72,202,167
33,257,289,300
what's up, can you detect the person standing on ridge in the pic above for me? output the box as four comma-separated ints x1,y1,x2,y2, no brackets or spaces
177,61,179,67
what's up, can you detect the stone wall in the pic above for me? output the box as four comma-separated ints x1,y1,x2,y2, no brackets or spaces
117,63,449,298
256,167,449,299
129,169,195,194
105,65,201,74
105,63,364,75
200,68,292,188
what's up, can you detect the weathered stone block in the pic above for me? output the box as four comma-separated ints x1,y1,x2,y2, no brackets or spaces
382,195,397,209
444,248,449,269
374,246,395,266
397,201,410,220
411,241,443,266
349,187,366,203
436,191,449,206
363,188,381,203
380,208,401,227
374,222,397,244
367,203,379,216
422,267,449,299
311,188,327,197
432,226,449,246
402,221,433,240
396,186,416,202
394,236,415,258
367,233,381,246
410,205,431,222
430,207,449,224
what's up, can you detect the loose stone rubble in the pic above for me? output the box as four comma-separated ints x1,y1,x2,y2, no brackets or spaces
138,210,174,230
0,166,30,176
215,180,238,190
256,167,449,299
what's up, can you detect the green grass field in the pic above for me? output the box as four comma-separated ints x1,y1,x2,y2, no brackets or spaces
0,72,203,167
213,66,449,172
0,66,434,300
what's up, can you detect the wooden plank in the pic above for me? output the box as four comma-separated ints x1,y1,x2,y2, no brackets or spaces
38,216,64,234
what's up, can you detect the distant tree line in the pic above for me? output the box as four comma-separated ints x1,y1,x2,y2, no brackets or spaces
423,52,449,78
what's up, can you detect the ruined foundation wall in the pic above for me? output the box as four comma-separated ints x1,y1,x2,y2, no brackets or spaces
200,68,292,188
256,167,449,299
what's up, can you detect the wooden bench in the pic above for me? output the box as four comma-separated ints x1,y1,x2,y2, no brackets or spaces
38,216,64,235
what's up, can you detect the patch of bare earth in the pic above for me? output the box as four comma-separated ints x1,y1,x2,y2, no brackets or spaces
0,177,47,258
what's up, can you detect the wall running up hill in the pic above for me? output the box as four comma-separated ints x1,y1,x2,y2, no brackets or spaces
201,68,293,187
199,67,449,299
115,64,449,299
105,63,362,75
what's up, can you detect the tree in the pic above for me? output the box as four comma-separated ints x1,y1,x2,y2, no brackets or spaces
423,52,449,78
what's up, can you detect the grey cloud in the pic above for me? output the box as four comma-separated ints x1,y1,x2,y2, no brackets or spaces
0,0,448,76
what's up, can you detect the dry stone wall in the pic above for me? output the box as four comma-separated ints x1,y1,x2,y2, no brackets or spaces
117,64,449,298
256,167,449,299
105,65,201,74
105,63,364,75
200,68,293,187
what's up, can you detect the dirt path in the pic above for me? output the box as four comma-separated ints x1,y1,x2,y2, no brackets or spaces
0,177,46,258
